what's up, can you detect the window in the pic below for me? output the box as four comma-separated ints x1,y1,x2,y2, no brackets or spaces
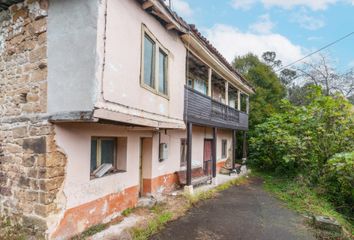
143,34,155,88
141,26,169,97
90,137,127,178
180,138,187,167
221,139,227,159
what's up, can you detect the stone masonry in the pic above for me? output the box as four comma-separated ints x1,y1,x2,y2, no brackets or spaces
0,0,67,237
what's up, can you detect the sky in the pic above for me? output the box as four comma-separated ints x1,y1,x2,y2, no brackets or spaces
167,0,354,73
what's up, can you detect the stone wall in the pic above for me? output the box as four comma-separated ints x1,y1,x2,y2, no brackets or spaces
0,1,67,237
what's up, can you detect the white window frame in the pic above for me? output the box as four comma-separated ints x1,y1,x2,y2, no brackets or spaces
140,25,169,99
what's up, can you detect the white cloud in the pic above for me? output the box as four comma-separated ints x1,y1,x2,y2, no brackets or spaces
291,11,325,30
231,0,340,11
204,24,304,65
249,14,275,34
261,0,338,10
171,0,193,18
307,36,322,41
231,0,257,10
349,60,354,68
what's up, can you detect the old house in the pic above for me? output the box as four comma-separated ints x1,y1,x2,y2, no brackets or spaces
0,0,254,238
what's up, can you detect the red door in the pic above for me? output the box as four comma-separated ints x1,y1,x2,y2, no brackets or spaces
204,140,212,175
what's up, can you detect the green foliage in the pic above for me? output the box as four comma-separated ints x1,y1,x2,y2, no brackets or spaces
233,53,286,127
320,152,354,216
250,87,354,220
250,87,354,178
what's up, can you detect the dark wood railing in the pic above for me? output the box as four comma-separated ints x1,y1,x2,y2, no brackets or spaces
184,86,248,130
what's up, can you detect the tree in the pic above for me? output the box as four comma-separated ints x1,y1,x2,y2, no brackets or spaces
295,53,354,97
232,52,286,128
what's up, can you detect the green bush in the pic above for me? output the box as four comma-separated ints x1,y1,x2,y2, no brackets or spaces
249,87,354,182
321,152,354,216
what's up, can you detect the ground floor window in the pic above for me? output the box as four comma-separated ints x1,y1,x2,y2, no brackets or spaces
180,138,187,167
222,139,227,158
90,137,127,178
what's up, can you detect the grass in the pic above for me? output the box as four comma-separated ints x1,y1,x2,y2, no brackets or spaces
185,176,248,205
132,212,173,240
71,223,108,240
252,170,353,239
122,207,133,217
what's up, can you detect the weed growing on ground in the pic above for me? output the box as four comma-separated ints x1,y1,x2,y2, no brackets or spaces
253,171,353,239
122,207,133,217
185,176,248,206
71,223,108,240
132,212,173,240
0,217,31,240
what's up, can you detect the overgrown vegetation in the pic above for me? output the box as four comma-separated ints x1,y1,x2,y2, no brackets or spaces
255,171,353,238
249,88,354,220
233,51,354,237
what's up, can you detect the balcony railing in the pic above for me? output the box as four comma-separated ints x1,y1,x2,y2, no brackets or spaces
184,86,249,130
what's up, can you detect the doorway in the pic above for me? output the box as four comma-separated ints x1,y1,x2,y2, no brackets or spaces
139,137,152,197
203,139,213,176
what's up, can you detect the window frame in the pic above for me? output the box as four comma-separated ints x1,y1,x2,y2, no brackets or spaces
221,139,227,159
90,136,129,180
140,25,169,99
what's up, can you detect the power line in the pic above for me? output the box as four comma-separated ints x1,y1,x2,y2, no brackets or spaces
275,31,354,72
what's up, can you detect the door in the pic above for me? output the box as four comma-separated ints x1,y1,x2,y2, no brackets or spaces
139,137,152,197
204,139,213,175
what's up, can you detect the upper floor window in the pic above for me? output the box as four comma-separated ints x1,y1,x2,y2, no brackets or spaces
141,26,169,97
158,49,168,95
143,34,155,88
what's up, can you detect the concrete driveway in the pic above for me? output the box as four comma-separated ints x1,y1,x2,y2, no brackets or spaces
151,178,315,240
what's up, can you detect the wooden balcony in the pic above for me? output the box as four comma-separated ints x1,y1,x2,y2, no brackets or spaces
184,86,249,130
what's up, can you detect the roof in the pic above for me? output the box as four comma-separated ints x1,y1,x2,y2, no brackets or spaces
0,0,23,11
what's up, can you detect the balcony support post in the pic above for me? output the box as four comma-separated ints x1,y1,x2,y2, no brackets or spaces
212,127,217,178
232,129,236,169
237,90,241,111
225,81,229,105
208,68,212,97
242,131,247,162
246,95,250,114
186,122,192,186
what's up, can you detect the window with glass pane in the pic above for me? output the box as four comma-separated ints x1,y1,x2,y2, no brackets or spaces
90,137,116,173
158,50,167,95
143,34,155,88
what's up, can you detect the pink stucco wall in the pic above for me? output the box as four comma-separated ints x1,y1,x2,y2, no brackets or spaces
54,123,233,209
98,0,186,123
